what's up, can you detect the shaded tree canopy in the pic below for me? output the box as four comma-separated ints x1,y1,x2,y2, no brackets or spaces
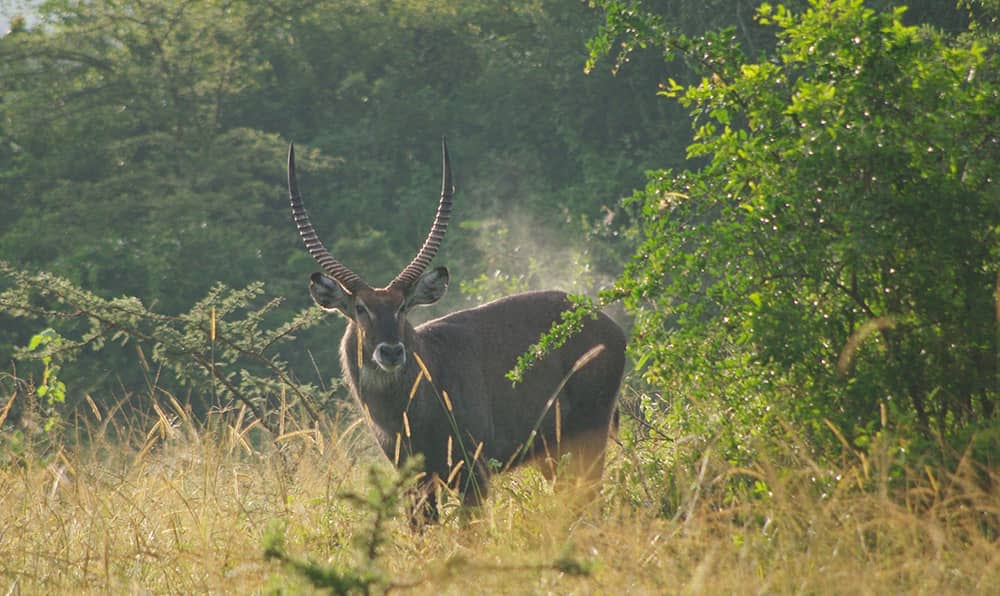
0,0,682,397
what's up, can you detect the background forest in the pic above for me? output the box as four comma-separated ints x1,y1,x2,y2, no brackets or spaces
0,0,997,593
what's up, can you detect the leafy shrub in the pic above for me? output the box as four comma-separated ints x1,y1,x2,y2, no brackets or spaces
0,261,335,439
588,0,999,459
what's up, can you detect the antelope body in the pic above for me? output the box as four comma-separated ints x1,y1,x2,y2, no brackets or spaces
288,140,625,522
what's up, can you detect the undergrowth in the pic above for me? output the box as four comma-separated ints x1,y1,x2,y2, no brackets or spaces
0,377,997,595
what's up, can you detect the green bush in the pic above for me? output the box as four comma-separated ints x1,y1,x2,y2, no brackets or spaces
590,0,999,460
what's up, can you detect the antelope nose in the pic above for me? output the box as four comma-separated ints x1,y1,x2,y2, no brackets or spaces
374,342,406,370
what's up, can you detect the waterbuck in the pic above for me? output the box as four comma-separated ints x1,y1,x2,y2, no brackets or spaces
287,140,626,522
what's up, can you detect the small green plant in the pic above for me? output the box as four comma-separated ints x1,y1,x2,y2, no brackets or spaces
506,294,602,384
22,328,68,433
263,521,384,595
263,455,597,594
264,457,423,594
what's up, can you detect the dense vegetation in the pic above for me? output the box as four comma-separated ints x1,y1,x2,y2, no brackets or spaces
590,0,999,463
0,0,690,413
0,0,997,592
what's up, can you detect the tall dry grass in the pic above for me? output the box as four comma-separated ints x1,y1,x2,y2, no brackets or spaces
0,392,997,594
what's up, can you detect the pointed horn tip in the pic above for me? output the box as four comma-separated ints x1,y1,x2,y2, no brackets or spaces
287,150,295,181
440,137,454,192
287,143,299,193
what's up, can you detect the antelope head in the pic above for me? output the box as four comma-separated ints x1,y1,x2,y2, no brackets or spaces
288,140,454,374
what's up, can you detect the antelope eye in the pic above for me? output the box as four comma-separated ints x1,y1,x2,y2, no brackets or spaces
355,303,368,317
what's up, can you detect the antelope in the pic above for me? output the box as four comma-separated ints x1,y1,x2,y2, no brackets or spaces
287,139,626,523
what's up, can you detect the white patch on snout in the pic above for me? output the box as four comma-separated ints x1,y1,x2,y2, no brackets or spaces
373,342,406,371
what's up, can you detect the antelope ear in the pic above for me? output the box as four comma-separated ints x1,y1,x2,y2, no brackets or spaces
309,272,351,314
407,266,449,308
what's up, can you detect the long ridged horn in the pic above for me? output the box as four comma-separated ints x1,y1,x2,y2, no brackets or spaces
288,143,365,291
390,138,454,289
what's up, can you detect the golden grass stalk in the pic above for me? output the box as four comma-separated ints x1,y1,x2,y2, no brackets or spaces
554,398,561,446
446,460,465,485
276,428,322,446
408,370,424,401
84,393,103,422
837,315,895,374
0,391,16,427
413,352,433,382
356,327,365,369
210,305,216,342
363,403,374,427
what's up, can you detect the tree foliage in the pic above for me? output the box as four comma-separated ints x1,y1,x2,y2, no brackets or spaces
590,0,999,456
0,0,678,401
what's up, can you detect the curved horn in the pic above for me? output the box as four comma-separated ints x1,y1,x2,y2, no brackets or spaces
288,143,365,291
390,138,454,289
